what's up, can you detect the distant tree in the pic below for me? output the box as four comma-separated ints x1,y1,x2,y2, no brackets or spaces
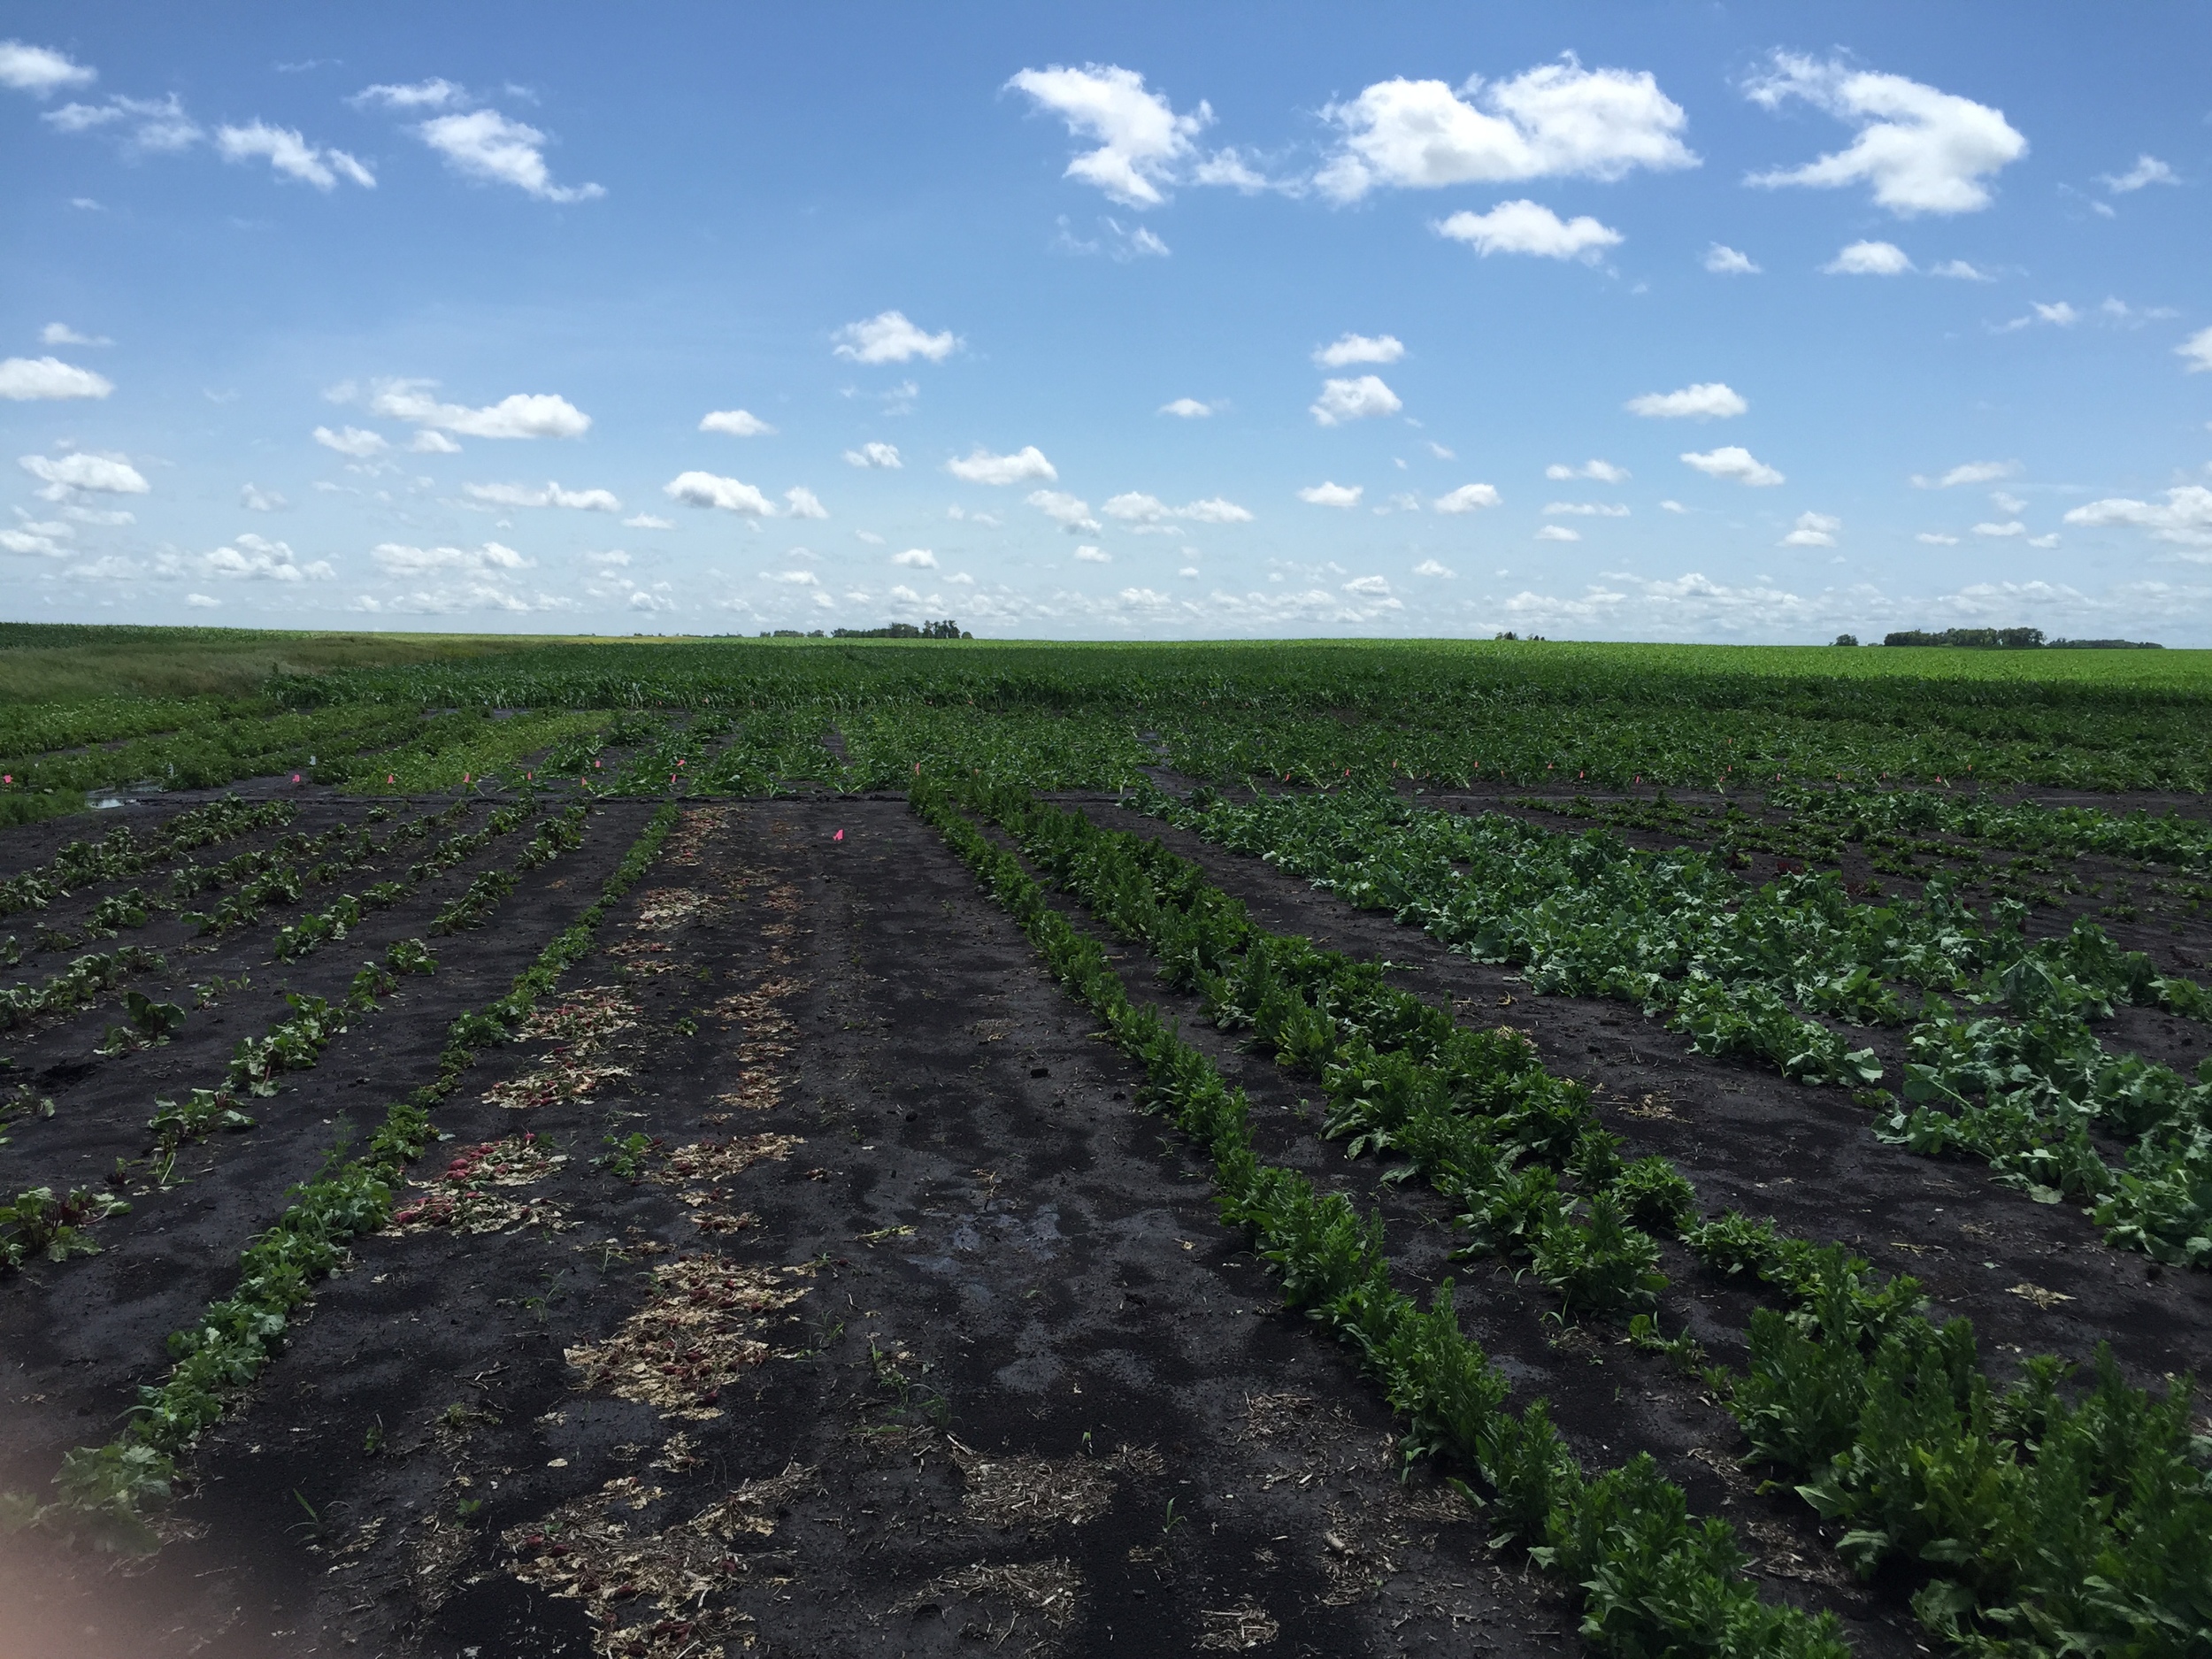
1832,633,1859,647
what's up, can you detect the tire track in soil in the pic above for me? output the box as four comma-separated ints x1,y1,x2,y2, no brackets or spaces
1053,793,2212,1394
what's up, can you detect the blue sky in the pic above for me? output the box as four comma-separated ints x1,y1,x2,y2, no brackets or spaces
3,2,2209,642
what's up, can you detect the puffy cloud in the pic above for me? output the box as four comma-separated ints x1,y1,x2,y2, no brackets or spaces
241,483,286,511
1158,396,1217,419
2063,488,2212,548
186,592,219,608
1027,489,1100,533
1426,441,1455,460
369,381,590,439
1102,491,1169,524
664,472,773,514
465,480,621,512
1681,446,1784,487
1179,496,1252,524
1342,574,1393,596
1005,63,1208,207
888,584,923,604
351,79,465,111
1916,532,1961,545
2102,155,2177,194
1971,519,2025,539
1104,491,1252,527
417,110,603,202
783,487,828,519
584,549,631,567
1413,558,1455,578
410,430,463,454
763,569,818,586
1825,239,1911,275
41,323,109,346
1931,258,1995,280
892,549,938,567
351,580,575,616
192,532,334,581
1544,501,1629,517
1744,53,2027,216
1992,300,2079,333
629,588,678,613
1992,492,2026,514
1297,481,1363,508
1659,500,1687,513
1317,58,1694,202
45,92,200,153
19,452,149,497
1704,243,1759,274
371,539,531,575
843,442,902,468
1074,545,1112,564
1912,459,2016,488
0,40,95,95
1310,374,1402,426
1536,524,1581,541
2176,328,2212,373
1547,458,1630,482
0,523,67,557
0,356,111,400
216,121,374,189
1434,483,1502,513
945,505,1000,526
700,408,775,437
948,446,1056,485
1434,200,1621,260
315,424,389,458
833,311,958,365
1780,511,1840,548
623,513,673,529
1314,333,1403,367
1627,381,1746,419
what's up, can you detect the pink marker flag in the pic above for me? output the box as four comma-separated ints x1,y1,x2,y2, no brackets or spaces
833,829,845,842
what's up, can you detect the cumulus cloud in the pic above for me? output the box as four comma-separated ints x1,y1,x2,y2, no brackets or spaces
1298,481,1363,508
350,78,465,111
1916,532,1961,545
315,424,389,458
0,356,111,400
1912,459,2017,488
368,380,589,440
417,109,603,202
1434,200,1621,260
1180,496,1252,524
1158,396,1217,419
216,121,374,189
19,452,149,497
1704,243,1759,274
1681,446,1784,487
1993,300,2079,332
2176,328,2212,373
891,549,939,568
763,568,818,586
1544,501,1629,517
948,446,1056,485
1006,63,1209,207
371,539,531,575
1825,239,1912,275
2102,155,2177,194
843,442,902,468
783,486,827,519
1744,53,2027,216
464,480,620,512
664,472,773,514
1102,492,1252,528
1535,524,1581,541
1310,374,1402,426
409,429,462,454
0,40,96,96
241,483,286,511
44,92,200,153
40,323,108,347
1931,258,1996,280
1317,58,1694,202
833,311,958,365
1780,511,1840,548
1341,574,1393,596
2064,489,2212,550
191,531,334,581
1314,333,1404,367
1434,483,1502,513
1547,458,1630,482
1413,558,1455,578
1074,545,1112,563
186,592,219,608
1027,489,1100,533
1628,382,1746,420
700,408,775,437
623,513,673,530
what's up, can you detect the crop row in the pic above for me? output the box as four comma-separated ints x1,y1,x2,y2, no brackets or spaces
956,780,2212,1659
3,702,435,800
0,795,296,922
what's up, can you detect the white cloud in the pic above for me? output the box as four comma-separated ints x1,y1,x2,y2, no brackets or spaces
833,311,958,365
1536,524,1581,541
1426,441,1455,460
1703,243,1759,274
1157,396,1216,419
371,539,531,575
1972,520,2027,537
1912,459,2016,488
1434,483,1502,513
892,549,938,568
0,356,111,400
0,525,67,557
1744,53,2027,216
45,93,200,153
0,40,95,96
1074,545,1112,564
783,486,828,519
350,582,572,616
1005,63,1208,207
946,505,1002,526
1659,500,1686,513
39,323,109,347
1314,333,1404,367
1310,374,1402,426
763,568,818,586
1544,501,1629,517
1546,458,1630,482
2174,327,2212,373
1780,511,1840,548
1179,496,1252,524
2028,534,2060,549
1627,382,1746,419
1298,481,1363,508
409,429,463,454
1178,566,1200,580
2102,155,2178,194
369,380,590,439
700,408,775,437
216,121,374,189
947,571,975,585
192,532,334,582
351,79,465,111
1027,489,1099,533
1681,446,1784,486
948,446,1056,485
664,471,773,514
186,592,219,608
1825,239,1912,275
1317,58,1694,202
1916,532,1961,545
622,513,673,530
1413,558,1455,578
418,110,603,202
19,452,149,497
240,483,286,511
1341,574,1393,596
1102,491,1170,524
629,588,677,613
584,549,630,567
1991,492,2026,514
854,530,884,544
314,424,389,458
1102,491,1251,527
843,442,902,468
1931,258,1995,280
63,503,132,525
2033,301,2079,326
465,480,620,512
888,584,922,604
1434,200,1622,260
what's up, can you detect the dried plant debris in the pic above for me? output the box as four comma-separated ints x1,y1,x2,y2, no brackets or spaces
632,887,720,931
1240,1391,1322,1439
1197,1601,1281,1651
2007,1281,2076,1309
565,1256,811,1415
664,807,741,867
505,1464,803,1659
1317,1505,1398,1607
608,939,680,974
388,1133,570,1235
487,1059,635,1112
657,1133,804,1185
520,985,638,1052
946,1438,1119,1530
898,1558,1083,1640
